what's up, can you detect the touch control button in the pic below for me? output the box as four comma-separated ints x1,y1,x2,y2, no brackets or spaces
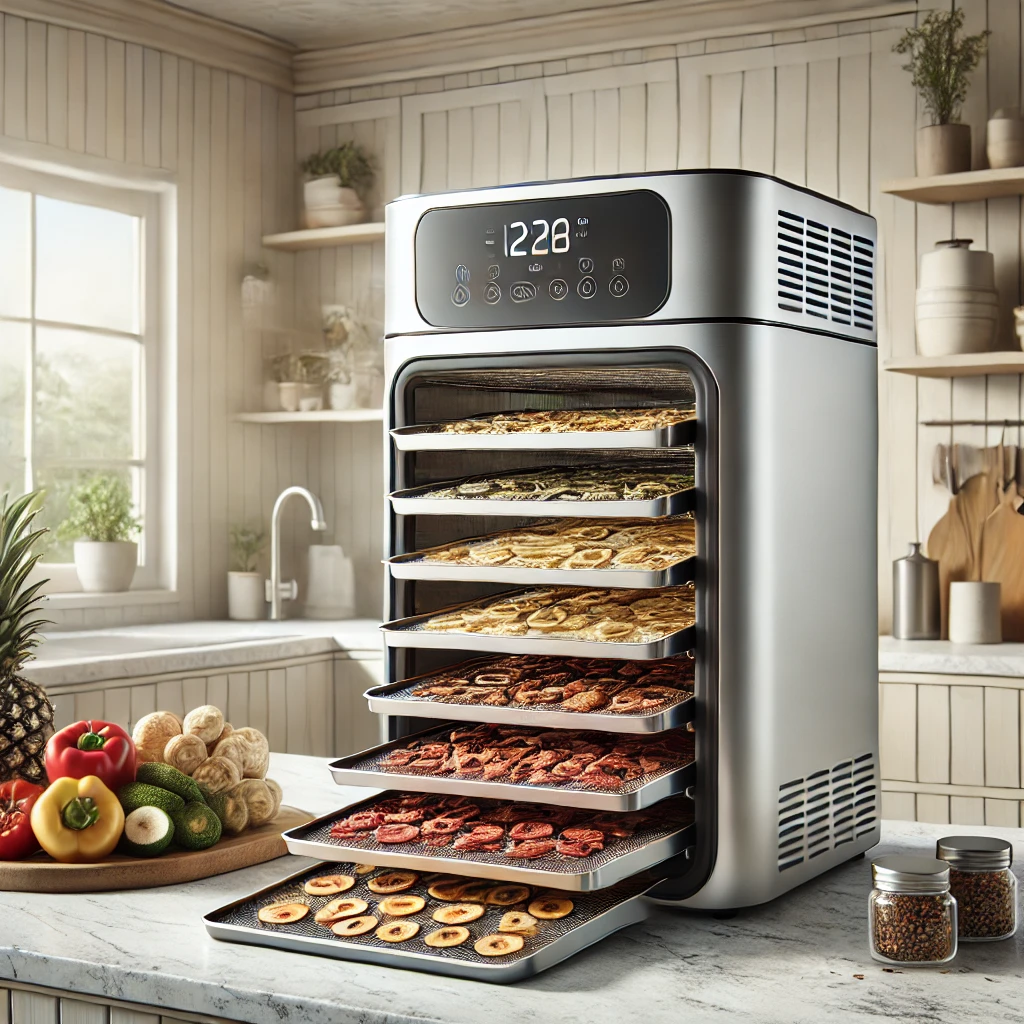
487,265,500,280
549,279,568,300
455,265,470,284
510,281,537,303
484,282,501,304
451,284,470,307
609,274,629,297
578,257,594,274
577,276,597,299
612,257,625,272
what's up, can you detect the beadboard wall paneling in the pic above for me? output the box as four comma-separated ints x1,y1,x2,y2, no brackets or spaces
45,653,382,757
2,14,311,628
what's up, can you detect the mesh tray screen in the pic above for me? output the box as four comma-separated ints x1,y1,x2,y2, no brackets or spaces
209,862,651,967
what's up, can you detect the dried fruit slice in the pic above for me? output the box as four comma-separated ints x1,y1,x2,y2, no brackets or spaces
498,911,538,933
455,880,495,902
353,863,376,875
378,894,426,917
376,920,420,943
427,880,466,902
475,933,525,957
432,902,485,925
528,896,575,920
304,874,355,896
367,870,418,894
424,926,470,948
331,915,378,937
485,884,532,906
314,897,370,924
257,901,309,924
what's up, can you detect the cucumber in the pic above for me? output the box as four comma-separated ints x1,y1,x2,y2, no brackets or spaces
172,801,222,851
118,781,185,816
120,805,174,857
135,762,206,805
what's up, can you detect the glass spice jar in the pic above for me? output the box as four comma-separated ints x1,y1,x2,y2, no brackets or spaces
936,836,1017,941
869,855,958,965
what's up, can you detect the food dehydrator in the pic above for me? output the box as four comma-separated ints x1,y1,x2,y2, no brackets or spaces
206,170,880,982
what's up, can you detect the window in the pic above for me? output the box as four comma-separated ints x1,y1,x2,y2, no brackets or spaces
0,165,162,592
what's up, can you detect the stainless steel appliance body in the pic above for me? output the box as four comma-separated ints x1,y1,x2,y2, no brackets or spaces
382,170,880,911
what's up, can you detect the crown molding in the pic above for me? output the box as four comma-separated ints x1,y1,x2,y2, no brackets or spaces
0,0,294,92
294,0,914,93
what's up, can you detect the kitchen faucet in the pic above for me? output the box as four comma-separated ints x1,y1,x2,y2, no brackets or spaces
267,486,327,620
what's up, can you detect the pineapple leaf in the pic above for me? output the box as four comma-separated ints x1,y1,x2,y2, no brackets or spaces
0,491,51,676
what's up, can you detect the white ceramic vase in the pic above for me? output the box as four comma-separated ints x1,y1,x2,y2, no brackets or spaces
303,179,365,228
73,541,137,593
227,571,266,620
916,124,972,176
328,380,358,410
987,108,1024,169
278,382,300,412
298,383,323,412
948,581,1001,644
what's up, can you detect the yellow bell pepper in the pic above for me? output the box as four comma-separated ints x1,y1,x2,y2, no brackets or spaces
30,775,124,863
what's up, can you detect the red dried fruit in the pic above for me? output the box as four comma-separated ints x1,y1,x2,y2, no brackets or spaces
375,823,420,844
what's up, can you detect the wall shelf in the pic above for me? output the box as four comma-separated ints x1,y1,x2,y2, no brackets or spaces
233,409,383,424
261,222,385,251
884,352,1024,378
880,166,1024,204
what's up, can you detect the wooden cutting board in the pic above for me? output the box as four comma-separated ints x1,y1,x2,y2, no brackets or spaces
0,805,311,894
981,493,1024,642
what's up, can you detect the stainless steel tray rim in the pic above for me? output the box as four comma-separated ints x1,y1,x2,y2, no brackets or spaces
388,493,694,519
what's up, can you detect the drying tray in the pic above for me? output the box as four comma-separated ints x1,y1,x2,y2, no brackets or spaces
283,792,695,890
389,417,696,452
364,665,694,735
327,724,695,812
204,859,653,983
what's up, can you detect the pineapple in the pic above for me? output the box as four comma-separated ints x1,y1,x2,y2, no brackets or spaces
0,492,54,784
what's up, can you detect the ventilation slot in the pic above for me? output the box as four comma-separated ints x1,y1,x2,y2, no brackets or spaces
777,211,875,332
777,753,878,871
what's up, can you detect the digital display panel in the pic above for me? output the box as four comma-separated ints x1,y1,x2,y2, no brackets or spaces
414,190,671,328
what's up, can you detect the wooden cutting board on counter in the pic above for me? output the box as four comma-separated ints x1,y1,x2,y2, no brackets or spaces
0,805,311,894
981,490,1024,642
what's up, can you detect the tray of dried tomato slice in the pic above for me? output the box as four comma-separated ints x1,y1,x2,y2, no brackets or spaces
327,723,695,812
282,791,694,890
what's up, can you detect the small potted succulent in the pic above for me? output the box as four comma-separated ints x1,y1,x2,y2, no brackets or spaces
228,523,266,620
299,142,374,228
894,7,989,176
296,352,328,411
58,476,140,593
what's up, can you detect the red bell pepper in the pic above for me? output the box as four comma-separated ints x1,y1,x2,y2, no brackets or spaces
0,779,45,860
45,720,136,792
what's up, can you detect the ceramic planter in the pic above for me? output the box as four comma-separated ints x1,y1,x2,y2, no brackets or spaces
328,380,358,410
987,109,1024,169
278,382,300,412
227,571,266,620
302,179,365,228
299,383,323,412
916,124,972,176
73,541,137,592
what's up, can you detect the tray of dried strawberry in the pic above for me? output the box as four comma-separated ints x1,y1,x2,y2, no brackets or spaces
282,791,694,890
327,723,695,812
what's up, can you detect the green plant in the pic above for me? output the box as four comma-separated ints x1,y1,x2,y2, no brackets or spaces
57,476,140,543
0,490,55,784
230,523,266,573
300,142,374,193
894,7,989,125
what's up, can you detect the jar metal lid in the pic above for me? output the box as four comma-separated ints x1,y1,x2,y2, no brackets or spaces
872,855,950,893
936,835,1013,871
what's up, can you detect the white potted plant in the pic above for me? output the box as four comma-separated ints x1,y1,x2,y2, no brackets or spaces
894,7,989,176
228,523,266,620
299,143,374,229
58,476,140,593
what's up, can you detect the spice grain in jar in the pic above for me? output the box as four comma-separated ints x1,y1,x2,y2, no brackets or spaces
869,856,957,965
936,836,1017,941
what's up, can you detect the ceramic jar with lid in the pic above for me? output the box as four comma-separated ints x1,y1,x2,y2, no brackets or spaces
869,856,958,965
987,108,1024,169
936,836,1017,941
916,240,998,356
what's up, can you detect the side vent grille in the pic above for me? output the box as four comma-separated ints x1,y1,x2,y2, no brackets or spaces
777,752,877,872
777,210,874,332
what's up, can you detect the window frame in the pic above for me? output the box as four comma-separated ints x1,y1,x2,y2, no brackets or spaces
0,162,163,593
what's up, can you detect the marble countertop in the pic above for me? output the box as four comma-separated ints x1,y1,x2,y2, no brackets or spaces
22,619,383,687
3,753,1022,1024
879,635,1024,678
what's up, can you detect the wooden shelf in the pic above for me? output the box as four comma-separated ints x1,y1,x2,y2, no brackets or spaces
885,352,1024,378
233,409,383,424
881,166,1024,204
261,222,385,251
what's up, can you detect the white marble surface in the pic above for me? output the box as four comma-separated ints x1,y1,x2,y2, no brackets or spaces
22,619,382,687
3,753,1023,1024
879,635,1024,678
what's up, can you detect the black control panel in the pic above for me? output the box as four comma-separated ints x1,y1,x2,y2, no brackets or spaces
414,190,671,328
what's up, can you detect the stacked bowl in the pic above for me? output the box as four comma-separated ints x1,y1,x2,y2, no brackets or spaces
916,239,998,356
